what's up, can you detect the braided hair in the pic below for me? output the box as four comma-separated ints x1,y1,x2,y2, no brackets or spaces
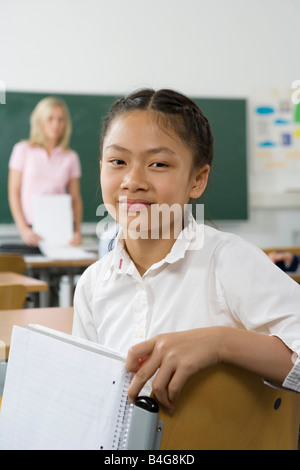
100,89,214,169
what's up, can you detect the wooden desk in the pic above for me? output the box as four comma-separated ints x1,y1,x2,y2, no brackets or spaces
0,306,73,361
0,271,48,293
25,256,97,307
291,274,300,284
25,257,97,269
263,248,300,284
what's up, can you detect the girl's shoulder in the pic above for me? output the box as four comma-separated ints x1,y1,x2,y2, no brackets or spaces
203,224,242,249
202,224,265,262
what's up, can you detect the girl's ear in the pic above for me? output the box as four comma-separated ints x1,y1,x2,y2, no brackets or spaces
189,164,210,200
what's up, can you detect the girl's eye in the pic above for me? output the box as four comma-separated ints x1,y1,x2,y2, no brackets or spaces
111,159,126,165
151,162,168,168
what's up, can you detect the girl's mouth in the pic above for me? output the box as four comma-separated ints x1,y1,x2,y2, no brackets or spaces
118,198,153,211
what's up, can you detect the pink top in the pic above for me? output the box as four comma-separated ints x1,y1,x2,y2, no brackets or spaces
9,141,82,225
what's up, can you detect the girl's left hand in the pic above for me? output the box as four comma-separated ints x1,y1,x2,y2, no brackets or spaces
69,231,82,245
125,328,223,412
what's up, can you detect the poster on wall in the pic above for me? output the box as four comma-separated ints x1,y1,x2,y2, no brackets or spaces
250,87,300,206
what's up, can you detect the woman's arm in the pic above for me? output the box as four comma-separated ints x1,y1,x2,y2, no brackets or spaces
125,327,294,412
8,169,41,245
67,177,83,245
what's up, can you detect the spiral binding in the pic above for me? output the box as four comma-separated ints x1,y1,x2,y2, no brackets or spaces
112,372,134,450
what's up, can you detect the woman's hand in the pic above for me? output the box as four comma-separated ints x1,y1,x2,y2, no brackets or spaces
69,231,82,245
20,226,42,246
125,328,223,412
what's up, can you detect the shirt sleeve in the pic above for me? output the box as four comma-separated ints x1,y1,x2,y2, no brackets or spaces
216,236,300,392
8,141,28,172
69,151,82,180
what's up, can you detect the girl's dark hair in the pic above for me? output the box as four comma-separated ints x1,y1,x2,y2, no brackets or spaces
100,88,214,168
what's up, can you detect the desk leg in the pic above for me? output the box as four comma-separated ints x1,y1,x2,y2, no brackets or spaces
39,270,50,308
67,269,75,306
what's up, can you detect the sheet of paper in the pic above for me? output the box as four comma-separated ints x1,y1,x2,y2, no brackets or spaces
38,241,96,260
0,326,131,450
33,194,73,244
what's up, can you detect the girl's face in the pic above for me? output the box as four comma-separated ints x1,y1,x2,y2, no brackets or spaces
42,106,66,145
101,111,209,237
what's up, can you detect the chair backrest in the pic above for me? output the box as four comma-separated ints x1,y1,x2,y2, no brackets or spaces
0,254,26,274
0,284,27,309
158,364,300,450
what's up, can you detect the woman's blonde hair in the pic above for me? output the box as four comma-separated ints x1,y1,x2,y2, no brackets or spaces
29,96,72,149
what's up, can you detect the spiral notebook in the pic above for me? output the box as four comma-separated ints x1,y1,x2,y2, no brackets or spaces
0,326,134,450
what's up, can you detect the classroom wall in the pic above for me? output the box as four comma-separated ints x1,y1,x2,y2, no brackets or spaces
1,0,300,247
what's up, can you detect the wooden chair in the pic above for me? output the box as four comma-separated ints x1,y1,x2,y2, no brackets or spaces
158,364,300,450
0,254,26,274
0,284,27,309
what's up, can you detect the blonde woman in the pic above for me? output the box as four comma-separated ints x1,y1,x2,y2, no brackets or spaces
8,97,83,246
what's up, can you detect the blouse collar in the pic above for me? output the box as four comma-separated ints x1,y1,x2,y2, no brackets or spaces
105,210,204,279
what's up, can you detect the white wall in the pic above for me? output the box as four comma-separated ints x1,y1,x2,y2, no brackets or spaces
1,0,300,247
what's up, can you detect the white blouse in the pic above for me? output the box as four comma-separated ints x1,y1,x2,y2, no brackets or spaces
73,214,300,392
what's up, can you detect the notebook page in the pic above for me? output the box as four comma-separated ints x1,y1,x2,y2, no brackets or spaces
27,324,127,362
0,327,130,450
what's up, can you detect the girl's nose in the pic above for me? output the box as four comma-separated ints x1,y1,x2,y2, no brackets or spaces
120,165,149,192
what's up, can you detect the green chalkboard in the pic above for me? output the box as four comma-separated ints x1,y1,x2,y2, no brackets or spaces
194,97,248,220
0,92,247,224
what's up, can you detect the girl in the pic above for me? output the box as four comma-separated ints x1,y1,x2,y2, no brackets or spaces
8,96,83,246
73,89,300,413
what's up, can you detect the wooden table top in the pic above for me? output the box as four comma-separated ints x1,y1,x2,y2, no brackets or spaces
25,256,97,269
0,271,48,292
0,306,74,361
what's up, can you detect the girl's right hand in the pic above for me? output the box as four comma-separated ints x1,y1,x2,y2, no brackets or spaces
125,328,222,412
21,226,42,246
